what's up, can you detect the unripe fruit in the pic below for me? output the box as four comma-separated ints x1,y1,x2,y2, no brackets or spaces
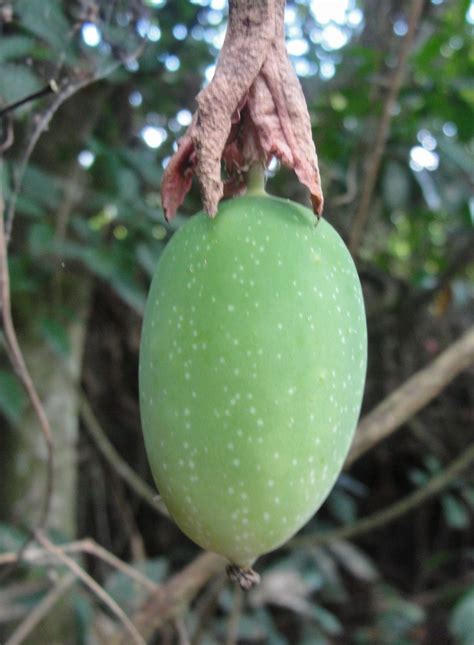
140,195,367,567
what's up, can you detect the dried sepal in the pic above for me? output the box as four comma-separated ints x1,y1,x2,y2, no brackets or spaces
161,0,323,220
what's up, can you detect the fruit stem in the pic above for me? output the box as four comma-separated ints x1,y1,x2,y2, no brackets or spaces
246,163,266,197
226,563,261,590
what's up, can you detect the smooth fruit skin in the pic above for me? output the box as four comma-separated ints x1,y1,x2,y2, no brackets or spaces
140,195,367,567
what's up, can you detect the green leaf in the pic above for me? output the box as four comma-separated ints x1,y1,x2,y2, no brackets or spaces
377,586,425,637
0,63,41,104
71,592,95,645
16,194,47,218
0,370,26,424
22,164,61,210
438,139,474,174
118,168,140,201
326,488,357,524
311,604,342,635
104,557,168,613
450,588,474,645
312,547,348,603
39,317,70,357
0,35,36,62
383,161,411,210
8,256,37,294
0,521,28,552
136,242,164,277
15,0,71,52
54,242,147,314
28,223,55,256
442,494,470,530
328,541,379,582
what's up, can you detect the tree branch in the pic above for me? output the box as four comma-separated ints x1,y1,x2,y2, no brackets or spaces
348,0,425,254
347,325,474,465
4,48,144,245
0,537,159,594
80,394,170,518
0,194,54,550
113,552,227,644
291,442,474,548
5,573,75,645
34,532,147,645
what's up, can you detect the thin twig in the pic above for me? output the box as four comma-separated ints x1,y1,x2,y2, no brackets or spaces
347,325,474,465
191,575,227,645
4,74,102,244
348,0,425,254
225,585,243,645
5,573,75,645
4,44,144,245
113,552,228,645
331,155,358,207
174,616,191,645
0,83,58,118
290,442,474,548
0,114,14,152
0,538,159,594
80,394,170,517
411,572,474,607
34,532,146,645
0,193,54,557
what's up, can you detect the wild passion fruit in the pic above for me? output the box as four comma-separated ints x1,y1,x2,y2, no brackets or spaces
139,194,367,569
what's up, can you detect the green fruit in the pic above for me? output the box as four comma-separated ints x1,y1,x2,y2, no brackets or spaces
139,195,367,567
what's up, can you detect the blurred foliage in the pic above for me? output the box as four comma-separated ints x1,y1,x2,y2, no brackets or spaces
0,0,473,643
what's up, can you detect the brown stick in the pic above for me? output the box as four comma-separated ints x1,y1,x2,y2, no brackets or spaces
0,195,54,538
292,441,474,548
0,537,159,594
113,552,227,644
4,47,144,245
348,0,425,254
80,394,170,518
34,532,147,645
347,325,474,465
5,573,75,645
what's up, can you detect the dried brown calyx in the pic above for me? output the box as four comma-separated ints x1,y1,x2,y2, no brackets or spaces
161,0,324,221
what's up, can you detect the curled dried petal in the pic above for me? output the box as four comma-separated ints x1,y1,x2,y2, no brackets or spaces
161,0,323,221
